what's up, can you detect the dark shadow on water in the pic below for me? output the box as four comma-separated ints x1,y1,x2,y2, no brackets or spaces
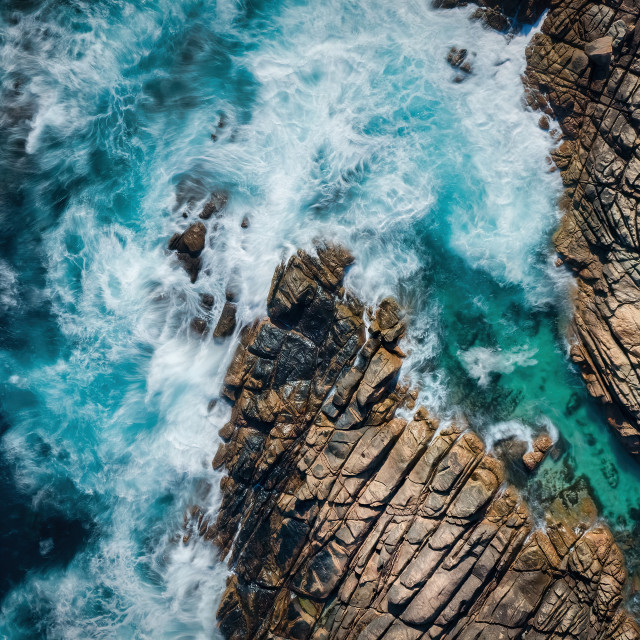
0,423,97,603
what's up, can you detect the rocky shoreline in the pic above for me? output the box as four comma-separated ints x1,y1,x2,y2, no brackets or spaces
522,0,640,457
441,0,640,461
172,1,640,636
198,246,638,640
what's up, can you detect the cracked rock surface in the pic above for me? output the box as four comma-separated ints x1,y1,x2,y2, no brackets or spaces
522,0,640,456
201,246,638,640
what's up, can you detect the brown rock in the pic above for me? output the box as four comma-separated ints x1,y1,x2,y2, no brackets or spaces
200,191,228,219
585,36,613,67
518,0,640,457
203,249,639,640
447,47,465,66
213,301,237,338
190,317,208,335
533,433,553,453
169,221,206,256
522,450,544,470
522,433,553,471
471,7,510,32
169,222,207,282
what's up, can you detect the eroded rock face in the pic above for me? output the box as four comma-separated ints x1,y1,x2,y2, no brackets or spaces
523,0,640,456
205,248,638,640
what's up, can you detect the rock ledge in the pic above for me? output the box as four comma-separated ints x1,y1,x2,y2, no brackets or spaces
198,247,638,640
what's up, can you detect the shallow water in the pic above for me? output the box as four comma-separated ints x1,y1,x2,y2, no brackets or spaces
1,0,639,637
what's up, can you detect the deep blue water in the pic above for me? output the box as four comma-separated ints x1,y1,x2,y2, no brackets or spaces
1,0,639,637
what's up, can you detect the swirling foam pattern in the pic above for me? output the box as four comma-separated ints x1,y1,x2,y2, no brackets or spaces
0,0,639,637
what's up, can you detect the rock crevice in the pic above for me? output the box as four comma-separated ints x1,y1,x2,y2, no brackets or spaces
204,247,638,640
524,0,640,455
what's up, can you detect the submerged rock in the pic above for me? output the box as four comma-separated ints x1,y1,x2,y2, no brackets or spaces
190,316,208,335
200,293,215,310
204,246,639,640
447,47,473,81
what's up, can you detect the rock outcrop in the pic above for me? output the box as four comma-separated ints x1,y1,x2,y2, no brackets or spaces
203,247,638,640
200,190,228,220
433,0,548,30
169,221,206,283
522,0,640,456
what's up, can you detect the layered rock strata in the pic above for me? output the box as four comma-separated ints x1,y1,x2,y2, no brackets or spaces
520,0,640,456
203,246,639,640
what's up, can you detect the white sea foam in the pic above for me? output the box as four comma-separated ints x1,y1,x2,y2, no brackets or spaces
459,345,539,386
0,259,19,310
0,0,568,637
485,419,536,452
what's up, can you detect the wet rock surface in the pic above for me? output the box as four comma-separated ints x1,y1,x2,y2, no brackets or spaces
432,0,548,29
213,301,237,338
522,0,640,456
523,433,554,471
205,248,639,640
169,221,206,283
200,190,229,220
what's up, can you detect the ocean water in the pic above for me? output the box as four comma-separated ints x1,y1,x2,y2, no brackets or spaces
1,0,639,637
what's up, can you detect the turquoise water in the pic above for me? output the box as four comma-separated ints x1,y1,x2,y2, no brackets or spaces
1,0,639,637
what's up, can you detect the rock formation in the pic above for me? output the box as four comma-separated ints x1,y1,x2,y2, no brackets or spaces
522,0,640,456
433,0,548,31
200,190,228,220
202,246,639,640
169,221,206,283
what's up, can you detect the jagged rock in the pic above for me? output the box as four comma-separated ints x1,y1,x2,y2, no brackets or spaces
446,47,472,75
368,297,406,345
608,20,629,51
521,0,640,457
200,191,228,220
205,249,639,640
190,317,208,335
447,46,473,82
213,301,237,338
200,293,215,310
435,0,547,29
169,221,207,282
169,221,206,256
585,36,613,67
447,47,467,68
471,6,510,32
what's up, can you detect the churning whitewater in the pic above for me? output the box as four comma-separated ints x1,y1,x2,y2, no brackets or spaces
1,0,640,638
